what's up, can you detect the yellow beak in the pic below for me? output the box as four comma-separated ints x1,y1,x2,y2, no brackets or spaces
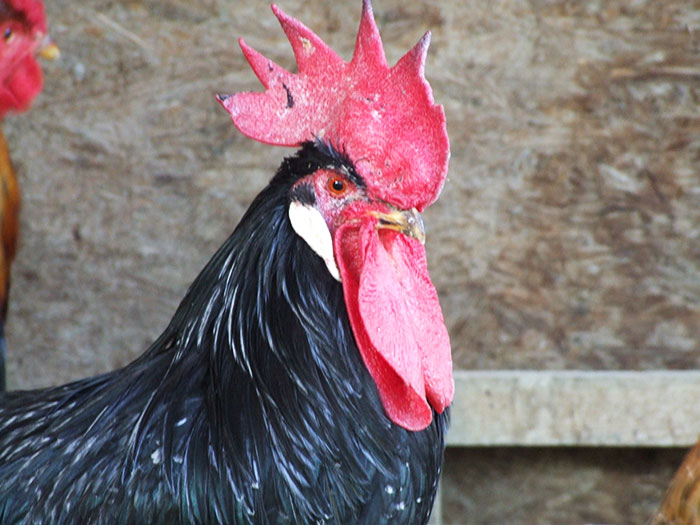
37,36,60,61
369,207,426,245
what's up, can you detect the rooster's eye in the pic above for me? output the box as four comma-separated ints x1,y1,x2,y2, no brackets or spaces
328,176,347,196
3,28,11,41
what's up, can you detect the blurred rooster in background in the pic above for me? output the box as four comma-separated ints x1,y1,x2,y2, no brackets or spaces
0,1,453,522
653,438,700,524
0,0,57,392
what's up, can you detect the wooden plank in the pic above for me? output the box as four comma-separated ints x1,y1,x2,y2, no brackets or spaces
447,370,700,447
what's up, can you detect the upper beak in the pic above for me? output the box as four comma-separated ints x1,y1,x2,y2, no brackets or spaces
369,207,426,245
37,35,60,61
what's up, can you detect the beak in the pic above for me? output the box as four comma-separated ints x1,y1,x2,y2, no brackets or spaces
369,207,426,245
37,35,60,61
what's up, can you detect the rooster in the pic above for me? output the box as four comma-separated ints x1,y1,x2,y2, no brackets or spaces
0,2,453,523
0,0,57,392
652,438,700,524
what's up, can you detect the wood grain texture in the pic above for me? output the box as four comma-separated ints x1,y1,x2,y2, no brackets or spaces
443,446,684,525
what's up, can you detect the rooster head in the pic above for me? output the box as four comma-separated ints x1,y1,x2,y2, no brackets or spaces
218,0,453,431
0,0,57,118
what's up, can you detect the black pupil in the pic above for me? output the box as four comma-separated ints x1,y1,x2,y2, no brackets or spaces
3,28,11,40
331,179,344,192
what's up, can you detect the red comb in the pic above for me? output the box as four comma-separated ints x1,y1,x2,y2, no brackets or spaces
218,0,449,211
6,0,47,33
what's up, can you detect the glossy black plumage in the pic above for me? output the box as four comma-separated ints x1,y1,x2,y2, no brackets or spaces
0,142,448,524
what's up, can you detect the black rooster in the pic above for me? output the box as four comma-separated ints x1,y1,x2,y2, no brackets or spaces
0,2,453,523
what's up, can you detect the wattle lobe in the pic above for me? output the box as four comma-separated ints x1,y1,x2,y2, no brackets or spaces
335,217,453,431
0,56,43,117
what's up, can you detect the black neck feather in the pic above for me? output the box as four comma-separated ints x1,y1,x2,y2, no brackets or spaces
129,142,445,523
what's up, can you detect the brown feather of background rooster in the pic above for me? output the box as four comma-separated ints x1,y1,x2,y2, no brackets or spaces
653,438,700,524
0,0,57,392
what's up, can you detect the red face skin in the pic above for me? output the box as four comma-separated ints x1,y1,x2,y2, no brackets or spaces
295,168,392,236
0,2,47,118
291,168,453,431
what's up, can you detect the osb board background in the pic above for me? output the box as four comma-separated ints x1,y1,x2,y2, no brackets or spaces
443,447,685,524
3,0,699,522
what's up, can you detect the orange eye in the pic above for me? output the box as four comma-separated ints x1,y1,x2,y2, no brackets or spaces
328,176,347,196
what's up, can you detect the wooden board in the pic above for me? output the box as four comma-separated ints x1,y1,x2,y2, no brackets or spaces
448,370,700,447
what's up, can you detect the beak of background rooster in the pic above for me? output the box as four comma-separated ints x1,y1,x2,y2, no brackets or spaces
370,207,426,245
37,34,59,60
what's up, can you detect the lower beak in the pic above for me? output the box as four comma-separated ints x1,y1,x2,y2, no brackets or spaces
37,35,60,61
369,207,426,244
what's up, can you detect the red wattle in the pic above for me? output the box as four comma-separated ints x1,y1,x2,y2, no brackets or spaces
336,217,453,431
0,55,43,118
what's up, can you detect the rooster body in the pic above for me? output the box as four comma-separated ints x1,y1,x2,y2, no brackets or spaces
0,143,447,523
0,0,55,391
0,2,452,522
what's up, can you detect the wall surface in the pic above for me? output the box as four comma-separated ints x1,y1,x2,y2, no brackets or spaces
4,0,699,522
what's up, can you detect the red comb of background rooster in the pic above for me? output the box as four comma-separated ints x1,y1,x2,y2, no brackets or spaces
218,0,450,212
6,0,46,32
0,0,51,117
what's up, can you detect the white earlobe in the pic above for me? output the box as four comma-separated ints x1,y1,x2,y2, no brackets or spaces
288,202,341,281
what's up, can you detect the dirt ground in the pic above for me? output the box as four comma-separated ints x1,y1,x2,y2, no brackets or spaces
4,0,699,522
